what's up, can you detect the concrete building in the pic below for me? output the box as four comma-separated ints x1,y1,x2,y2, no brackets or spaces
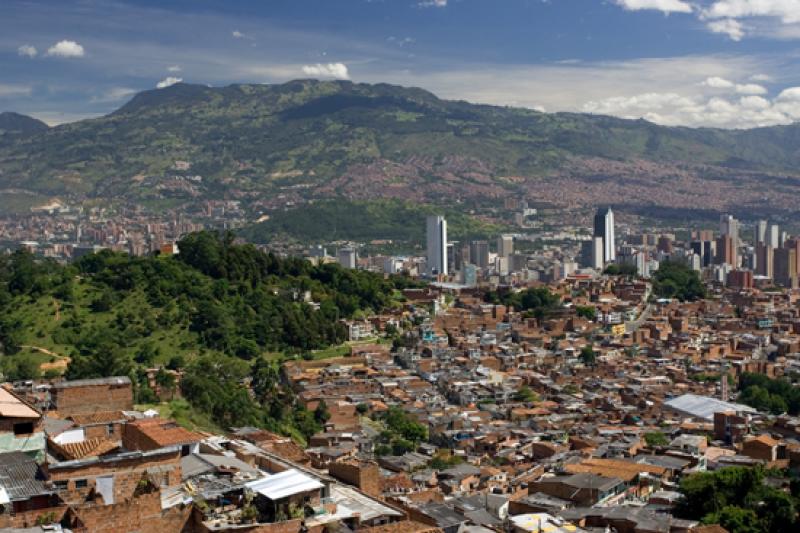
426,215,448,277
592,208,615,264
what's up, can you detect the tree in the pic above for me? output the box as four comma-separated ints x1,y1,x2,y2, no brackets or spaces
314,400,331,425
652,261,706,302
579,345,596,366
644,431,669,447
575,306,596,320
515,385,539,403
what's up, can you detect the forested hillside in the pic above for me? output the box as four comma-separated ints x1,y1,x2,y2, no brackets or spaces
0,231,413,440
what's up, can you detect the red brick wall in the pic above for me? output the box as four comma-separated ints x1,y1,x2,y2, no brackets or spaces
71,490,192,533
328,461,381,497
53,383,133,416
0,505,67,530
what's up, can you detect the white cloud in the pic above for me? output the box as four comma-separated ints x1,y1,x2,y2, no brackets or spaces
232,30,245,39
704,0,800,24
45,40,85,58
17,44,37,58
750,73,772,82
703,77,766,94
735,82,767,94
301,62,350,80
156,76,182,89
418,0,447,7
167,65,182,72
703,76,735,88
614,0,693,14
707,18,745,40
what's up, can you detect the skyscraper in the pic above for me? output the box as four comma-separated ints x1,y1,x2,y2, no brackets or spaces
768,223,781,249
426,215,448,277
470,240,490,269
755,220,767,245
720,214,739,267
497,235,514,258
593,207,615,264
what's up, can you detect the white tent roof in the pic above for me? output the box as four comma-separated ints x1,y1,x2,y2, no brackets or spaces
245,469,323,500
664,393,756,421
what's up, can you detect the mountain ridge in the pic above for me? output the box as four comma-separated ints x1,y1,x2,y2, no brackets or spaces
1,79,800,215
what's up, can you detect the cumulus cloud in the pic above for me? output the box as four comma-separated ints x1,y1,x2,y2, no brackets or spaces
703,76,735,88
707,18,744,40
0,83,32,97
232,30,246,39
301,62,350,80
17,44,37,58
614,0,693,14
45,40,85,58
704,0,800,24
582,86,800,129
418,0,447,7
702,77,767,95
156,76,182,89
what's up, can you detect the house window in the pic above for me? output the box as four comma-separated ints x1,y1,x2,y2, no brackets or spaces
13,422,33,435
107,424,114,436
53,480,68,491
75,479,88,489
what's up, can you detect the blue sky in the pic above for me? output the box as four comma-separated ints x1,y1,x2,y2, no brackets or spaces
2,0,800,128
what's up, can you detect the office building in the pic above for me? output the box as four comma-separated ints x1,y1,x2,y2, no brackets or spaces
497,235,514,258
756,244,773,278
337,247,356,269
774,247,797,288
719,214,739,266
755,220,767,245
470,240,490,269
593,207,615,264
426,215,448,277
715,235,735,266
768,223,781,249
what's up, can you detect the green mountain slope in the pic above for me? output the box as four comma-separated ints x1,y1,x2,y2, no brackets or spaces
1,79,799,208
0,112,48,140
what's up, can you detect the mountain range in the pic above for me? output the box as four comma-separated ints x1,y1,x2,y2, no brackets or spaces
2,80,800,217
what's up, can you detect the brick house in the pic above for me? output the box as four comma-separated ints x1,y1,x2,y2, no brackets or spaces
123,417,202,455
0,386,45,462
51,377,133,417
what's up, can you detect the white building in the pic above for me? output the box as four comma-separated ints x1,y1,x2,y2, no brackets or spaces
426,215,448,277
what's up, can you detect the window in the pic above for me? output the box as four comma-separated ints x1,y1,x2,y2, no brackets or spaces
13,422,33,436
106,424,114,436
53,480,68,491
75,479,88,489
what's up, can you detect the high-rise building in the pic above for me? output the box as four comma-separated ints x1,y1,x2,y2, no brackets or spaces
593,207,615,264
719,214,739,266
497,235,514,258
337,247,356,269
768,223,781,249
755,220,767,245
469,240,490,269
426,215,448,277
774,247,797,288
591,236,605,270
756,243,774,278
715,235,736,266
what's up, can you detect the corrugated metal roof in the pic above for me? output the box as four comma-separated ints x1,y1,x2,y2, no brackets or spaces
664,394,756,421
0,451,50,501
52,376,131,389
245,468,323,500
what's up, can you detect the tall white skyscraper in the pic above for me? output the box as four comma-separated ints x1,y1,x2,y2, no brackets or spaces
755,220,767,245
593,207,615,264
426,215,448,277
720,214,739,266
768,223,781,249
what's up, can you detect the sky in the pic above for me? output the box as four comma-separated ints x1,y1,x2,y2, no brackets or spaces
2,0,800,128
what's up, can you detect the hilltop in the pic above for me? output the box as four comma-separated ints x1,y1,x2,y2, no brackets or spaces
1,80,800,215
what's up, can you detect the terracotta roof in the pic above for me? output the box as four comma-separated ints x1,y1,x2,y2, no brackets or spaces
129,418,202,447
60,438,120,460
358,521,443,533
69,411,126,425
748,434,779,447
564,458,666,482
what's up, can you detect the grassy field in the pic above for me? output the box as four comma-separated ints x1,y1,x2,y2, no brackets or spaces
135,399,224,434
